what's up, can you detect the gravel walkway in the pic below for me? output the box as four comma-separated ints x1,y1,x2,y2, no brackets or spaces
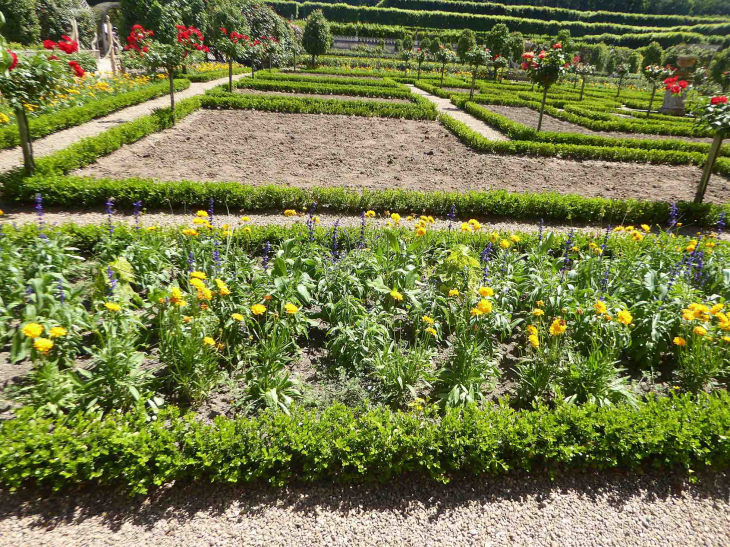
408,85,509,142
0,471,727,546
0,73,249,175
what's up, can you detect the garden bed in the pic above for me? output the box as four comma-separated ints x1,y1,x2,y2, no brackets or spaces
75,109,729,203
237,88,411,103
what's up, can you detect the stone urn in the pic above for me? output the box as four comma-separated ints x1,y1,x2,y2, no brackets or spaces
659,54,698,116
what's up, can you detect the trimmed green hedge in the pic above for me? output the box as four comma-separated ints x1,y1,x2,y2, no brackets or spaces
0,79,191,150
232,78,415,100
183,66,249,82
1,393,728,494
258,70,402,88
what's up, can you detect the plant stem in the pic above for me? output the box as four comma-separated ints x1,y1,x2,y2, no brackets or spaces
579,78,586,101
470,68,476,99
228,58,233,93
695,133,724,204
647,86,656,119
15,107,35,176
537,85,548,132
441,64,445,85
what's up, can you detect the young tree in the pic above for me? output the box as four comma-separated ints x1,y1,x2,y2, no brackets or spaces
415,47,428,80
485,23,510,79
576,62,595,101
0,32,83,175
710,48,730,92
302,9,332,67
643,64,675,118
465,44,492,99
403,33,414,51
428,37,440,55
435,44,456,85
399,48,413,77
394,39,403,53
555,29,574,54
209,2,248,92
521,42,568,131
628,51,643,73
590,43,609,72
615,62,630,97
456,29,476,63
694,95,729,203
641,41,664,67
214,28,248,92
419,36,431,58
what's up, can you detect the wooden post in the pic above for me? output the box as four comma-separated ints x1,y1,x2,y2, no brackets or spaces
15,107,35,175
695,133,724,204
537,86,548,131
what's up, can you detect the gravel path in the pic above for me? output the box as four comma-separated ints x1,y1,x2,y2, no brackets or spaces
0,73,249,175
409,85,509,142
1,471,727,546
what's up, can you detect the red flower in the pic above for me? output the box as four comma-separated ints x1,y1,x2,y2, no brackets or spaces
552,42,562,49
710,96,728,105
8,50,18,71
671,85,681,94
538,51,547,59
220,27,227,35
57,36,78,54
43,39,57,50
521,62,529,70
678,80,688,89
68,60,85,78
522,51,534,59
573,55,581,63
49,55,59,60
131,24,143,31
664,76,677,86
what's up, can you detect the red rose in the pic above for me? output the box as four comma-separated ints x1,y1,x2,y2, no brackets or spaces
68,60,85,78
521,62,529,70
8,50,18,71
132,24,143,31
538,51,546,59
49,55,59,60
220,27,227,34
671,85,681,94
552,42,562,49
711,96,728,105
522,52,534,59
678,80,688,89
43,39,57,50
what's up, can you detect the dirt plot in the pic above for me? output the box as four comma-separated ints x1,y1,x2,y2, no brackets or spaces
76,109,730,204
237,88,411,103
485,104,713,144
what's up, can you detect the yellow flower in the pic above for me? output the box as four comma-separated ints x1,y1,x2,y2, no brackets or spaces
478,286,494,297
510,234,520,243
571,246,580,252
415,226,427,237
549,318,567,336
391,213,401,224
710,303,724,315
613,226,625,232
617,310,633,325
105,302,121,312
182,228,199,237
190,271,207,280
693,326,707,337
631,232,644,242
722,336,730,343
526,325,538,336
594,300,607,314
461,222,473,233
146,226,158,232
190,278,206,291
33,338,54,355
215,279,231,296
682,309,695,321
49,326,67,338
390,289,403,302
232,313,244,321
425,327,437,336
0,113,9,124
183,316,192,323
193,218,209,226
528,334,540,348
22,322,44,339
422,315,435,325
449,289,460,297
284,302,299,314
500,239,511,249
476,299,492,314
241,216,250,222
673,337,687,347
489,232,499,243
196,210,209,218
197,287,213,301
536,300,544,307
641,224,651,232
284,209,297,217
365,210,376,218
532,309,545,316
0,209,3,215
203,336,216,346
470,307,483,317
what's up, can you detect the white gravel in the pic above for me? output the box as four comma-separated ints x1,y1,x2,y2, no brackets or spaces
0,471,727,546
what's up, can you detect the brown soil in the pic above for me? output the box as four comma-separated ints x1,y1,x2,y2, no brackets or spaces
76,109,730,204
237,88,411,103
485,105,713,144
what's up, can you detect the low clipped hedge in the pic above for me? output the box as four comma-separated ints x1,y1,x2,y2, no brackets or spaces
257,70,403,88
1,393,728,494
0,79,191,150
183,66,248,82
232,78,415,100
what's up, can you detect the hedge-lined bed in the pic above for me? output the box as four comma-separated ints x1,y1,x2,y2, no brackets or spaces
0,79,191,151
182,66,249,82
232,77,416,100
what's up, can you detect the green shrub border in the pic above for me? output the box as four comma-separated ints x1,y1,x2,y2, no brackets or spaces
182,66,248,82
232,78,416,100
0,79,191,151
1,392,728,494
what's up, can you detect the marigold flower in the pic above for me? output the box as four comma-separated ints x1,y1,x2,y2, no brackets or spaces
284,302,299,314
190,278,206,291
203,336,216,346
641,224,651,232
449,289,460,297
710,303,724,315
49,326,67,338
105,302,121,312
510,234,520,243
549,318,567,336
425,327,437,336
693,326,707,337
528,334,540,348
390,289,404,302
527,325,538,336
193,218,209,226
594,300,607,314
391,213,401,224
422,315,435,325
22,322,44,339
470,307,483,317
682,309,695,321
241,216,250,222
196,210,208,218
197,287,213,301
251,304,267,315
490,232,499,243
532,309,545,316
632,232,644,242
500,239,511,249
33,337,54,354
284,209,297,217
264,294,272,301
722,336,730,343
461,222,473,233
215,279,231,296
478,286,494,297
365,210,376,218
617,310,633,325
190,271,207,280
232,313,244,321
416,226,427,237
476,299,492,314
183,316,192,323
536,300,544,307
182,228,199,236
673,337,687,347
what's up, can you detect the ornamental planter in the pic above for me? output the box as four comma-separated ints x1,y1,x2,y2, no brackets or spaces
659,55,697,116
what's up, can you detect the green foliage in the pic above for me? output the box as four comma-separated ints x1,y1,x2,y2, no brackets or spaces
36,0,95,47
233,77,414,99
302,9,332,64
710,48,730,91
628,51,643,73
589,42,609,72
0,0,40,44
456,28,476,62
641,41,664,67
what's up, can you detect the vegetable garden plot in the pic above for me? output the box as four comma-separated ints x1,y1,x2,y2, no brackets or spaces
74,109,729,204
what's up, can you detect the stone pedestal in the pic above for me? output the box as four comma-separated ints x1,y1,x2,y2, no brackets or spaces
658,55,698,117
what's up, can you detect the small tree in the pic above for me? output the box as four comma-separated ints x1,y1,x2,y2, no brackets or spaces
456,29,476,63
399,48,413,77
569,55,582,88
302,10,331,67
428,36,440,55
465,45,492,99
435,44,456,85
485,23,511,80
710,48,730,92
615,63,630,97
403,34,414,51
643,64,675,118
555,29,573,54
415,47,428,80
521,42,568,131
590,43,609,72
419,37,431,57
0,32,82,175
576,62,595,101
394,38,403,53
493,55,509,82
628,51,643,73
215,28,248,92
641,41,664,67
694,95,730,203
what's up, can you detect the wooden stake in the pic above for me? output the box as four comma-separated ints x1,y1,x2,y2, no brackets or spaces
16,107,35,175
695,133,724,204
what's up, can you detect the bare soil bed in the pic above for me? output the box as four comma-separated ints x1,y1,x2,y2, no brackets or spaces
237,88,411,103
485,105,713,144
76,109,730,204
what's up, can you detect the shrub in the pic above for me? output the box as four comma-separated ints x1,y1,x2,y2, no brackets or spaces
302,9,332,66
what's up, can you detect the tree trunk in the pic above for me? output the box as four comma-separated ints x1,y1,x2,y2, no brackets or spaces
311,54,315,67
15,107,35,176
537,86,548,132
169,69,175,125
646,86,657,119
293,50,297,71
228,58,233,93
494,66,498,81
470,68,477,99
251,65,255,79
573,75,578,89
441,64,445,85
417,63,421,80
616,77,623,98
403,61,408,77
579,78,586,101
269,55,272,71
695,133,725,204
